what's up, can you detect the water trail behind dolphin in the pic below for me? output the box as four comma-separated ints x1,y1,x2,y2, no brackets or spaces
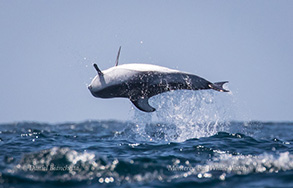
128,90,237,142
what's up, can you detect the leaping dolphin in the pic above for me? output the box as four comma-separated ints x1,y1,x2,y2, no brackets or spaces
88,47,229,112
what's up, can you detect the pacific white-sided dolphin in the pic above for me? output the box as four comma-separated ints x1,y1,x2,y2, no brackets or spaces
88,47,229,112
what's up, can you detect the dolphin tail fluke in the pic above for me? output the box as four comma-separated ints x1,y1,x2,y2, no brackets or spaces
130,97,156,112
210,81,229,92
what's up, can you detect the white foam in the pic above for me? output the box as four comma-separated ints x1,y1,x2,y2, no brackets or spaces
168,151,293,180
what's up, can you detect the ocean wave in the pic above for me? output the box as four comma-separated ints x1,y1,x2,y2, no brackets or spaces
6,147,113,182
2,145,293,186
3,147,163,185
168,151,293,181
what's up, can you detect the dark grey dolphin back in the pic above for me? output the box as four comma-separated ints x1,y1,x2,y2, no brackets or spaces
126,71,225,112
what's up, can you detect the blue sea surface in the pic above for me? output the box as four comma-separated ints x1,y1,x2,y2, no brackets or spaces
0,91,293,187
0,121,293,188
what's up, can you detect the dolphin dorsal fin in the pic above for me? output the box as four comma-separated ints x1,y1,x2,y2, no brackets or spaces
115,46,121,66
130,97,156,112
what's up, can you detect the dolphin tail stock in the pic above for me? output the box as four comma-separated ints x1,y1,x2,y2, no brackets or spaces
209,81,229,92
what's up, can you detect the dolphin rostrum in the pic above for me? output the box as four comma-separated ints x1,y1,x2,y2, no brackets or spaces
88,47,229,112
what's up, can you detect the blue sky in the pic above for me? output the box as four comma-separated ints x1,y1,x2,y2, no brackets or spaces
0,1,292,123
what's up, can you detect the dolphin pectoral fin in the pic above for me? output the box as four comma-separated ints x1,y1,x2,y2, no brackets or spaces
209,81,229,92
130,97,156,112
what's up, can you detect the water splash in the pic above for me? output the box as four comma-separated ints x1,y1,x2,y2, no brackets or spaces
129,90,235,142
